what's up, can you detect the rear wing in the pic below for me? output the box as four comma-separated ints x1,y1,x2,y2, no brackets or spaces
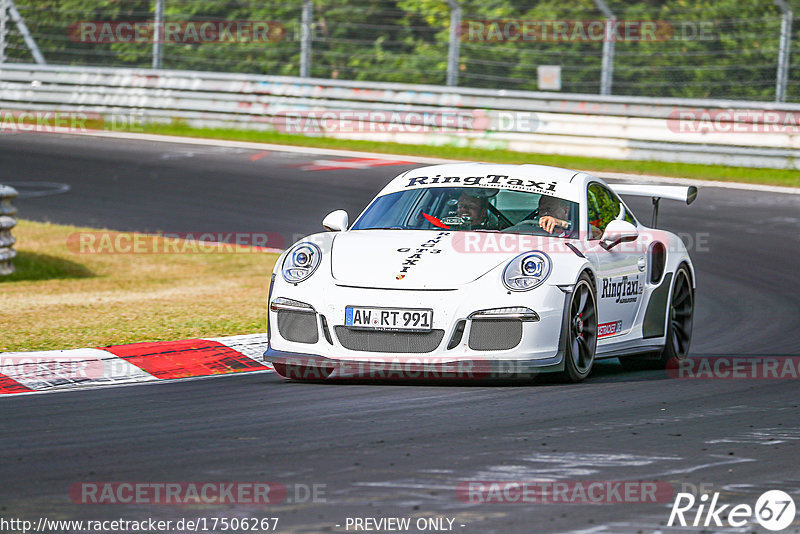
608,184,698,227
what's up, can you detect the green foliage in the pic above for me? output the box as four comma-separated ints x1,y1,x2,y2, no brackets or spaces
5,0,798,101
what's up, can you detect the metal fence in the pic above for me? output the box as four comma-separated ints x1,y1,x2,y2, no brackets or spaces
0,0,798,103
0,184,18,276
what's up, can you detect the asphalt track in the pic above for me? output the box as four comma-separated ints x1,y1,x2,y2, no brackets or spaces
2,133,800,533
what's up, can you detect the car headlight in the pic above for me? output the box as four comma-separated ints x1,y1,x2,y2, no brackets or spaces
282,243,321,283
503,251,551,291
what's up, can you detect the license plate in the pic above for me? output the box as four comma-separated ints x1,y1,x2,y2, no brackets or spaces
345,306,433,331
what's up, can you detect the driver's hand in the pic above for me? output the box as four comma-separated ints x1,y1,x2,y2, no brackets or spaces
539,215,566,234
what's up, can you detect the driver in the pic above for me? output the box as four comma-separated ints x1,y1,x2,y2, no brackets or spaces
538,195,571,235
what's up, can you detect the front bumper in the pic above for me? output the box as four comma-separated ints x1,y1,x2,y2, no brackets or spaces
265,274,572,379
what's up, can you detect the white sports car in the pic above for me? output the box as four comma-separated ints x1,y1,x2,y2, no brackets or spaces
263,163,697,382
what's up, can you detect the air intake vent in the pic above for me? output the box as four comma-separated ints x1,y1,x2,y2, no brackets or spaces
447,320,466,349
649,242,666,284
468,319,523,351
334,327,444,353
277,310,319,344
320,314,334,345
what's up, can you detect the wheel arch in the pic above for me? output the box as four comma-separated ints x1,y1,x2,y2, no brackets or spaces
580,267,597,292
677,260,696,290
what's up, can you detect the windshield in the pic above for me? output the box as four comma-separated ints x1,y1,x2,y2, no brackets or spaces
352,187,579,238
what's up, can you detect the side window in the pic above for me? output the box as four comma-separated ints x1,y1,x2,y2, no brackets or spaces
587,183,621,239
622,204,636,225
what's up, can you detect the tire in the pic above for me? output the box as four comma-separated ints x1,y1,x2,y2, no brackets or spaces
558,273,598,383
619,265,694,370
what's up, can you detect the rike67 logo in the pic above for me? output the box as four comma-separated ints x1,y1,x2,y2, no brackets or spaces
668,490,796,531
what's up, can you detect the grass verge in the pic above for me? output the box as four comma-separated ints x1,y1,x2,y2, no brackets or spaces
135,123,800,188
1,220,277,352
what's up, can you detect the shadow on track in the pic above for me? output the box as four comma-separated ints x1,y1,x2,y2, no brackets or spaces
259,353,800,388
259,358,674,388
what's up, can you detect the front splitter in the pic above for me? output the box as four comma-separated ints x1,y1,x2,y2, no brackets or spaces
263,346,565,381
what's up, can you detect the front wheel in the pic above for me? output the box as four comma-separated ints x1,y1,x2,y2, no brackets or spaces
558,273,598,383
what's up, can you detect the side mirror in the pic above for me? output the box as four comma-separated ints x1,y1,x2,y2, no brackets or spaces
322,210,348,232
600,220,638,250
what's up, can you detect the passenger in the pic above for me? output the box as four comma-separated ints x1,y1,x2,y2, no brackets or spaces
538,195,572,235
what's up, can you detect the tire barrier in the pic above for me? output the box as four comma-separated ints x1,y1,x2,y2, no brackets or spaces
0,184,17,276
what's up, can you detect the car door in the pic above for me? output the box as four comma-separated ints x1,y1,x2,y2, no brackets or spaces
584,182,646,339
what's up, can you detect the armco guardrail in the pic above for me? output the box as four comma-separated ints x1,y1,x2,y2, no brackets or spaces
1,64,799,169
0,185,18,276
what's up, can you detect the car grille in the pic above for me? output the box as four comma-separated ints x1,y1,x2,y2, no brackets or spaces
334,327,445,353
277,310,319,344
468,319,523,351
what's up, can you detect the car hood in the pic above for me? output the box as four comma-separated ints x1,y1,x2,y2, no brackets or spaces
330,230,515,290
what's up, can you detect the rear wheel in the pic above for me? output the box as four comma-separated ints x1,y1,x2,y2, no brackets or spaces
662,266,694,362
620,265,694,370
559,273,598,383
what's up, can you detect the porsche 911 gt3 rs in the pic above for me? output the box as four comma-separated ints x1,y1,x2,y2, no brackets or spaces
263,163,697,382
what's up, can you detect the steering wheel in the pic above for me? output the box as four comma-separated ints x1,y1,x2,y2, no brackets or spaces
512,219,541,227
501,219,546,234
